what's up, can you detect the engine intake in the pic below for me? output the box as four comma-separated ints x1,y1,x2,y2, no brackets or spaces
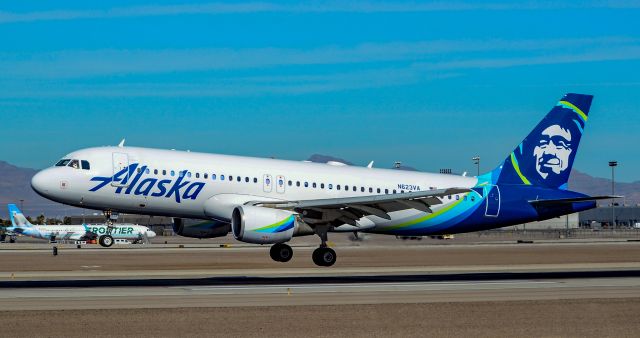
232,205,297,244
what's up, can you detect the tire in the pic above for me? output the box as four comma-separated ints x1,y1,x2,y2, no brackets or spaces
312,247,337,267
270,243,293,262
99,235,114,248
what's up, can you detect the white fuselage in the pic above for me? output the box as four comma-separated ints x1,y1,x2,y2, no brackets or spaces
31,146,478,233
9,223,156,241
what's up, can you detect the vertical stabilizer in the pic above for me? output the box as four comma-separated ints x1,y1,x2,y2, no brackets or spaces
8,204,32,227
495,93,593,189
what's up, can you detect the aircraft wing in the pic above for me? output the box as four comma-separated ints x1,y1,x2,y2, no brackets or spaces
528,195,622,206
252,188,471,226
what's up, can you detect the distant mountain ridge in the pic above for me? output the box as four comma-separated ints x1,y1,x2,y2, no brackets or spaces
1,157,638,218
0,161,84,218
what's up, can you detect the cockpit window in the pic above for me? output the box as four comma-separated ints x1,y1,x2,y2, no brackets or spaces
81,160,90,170
68,159,80,169
55,159,71,167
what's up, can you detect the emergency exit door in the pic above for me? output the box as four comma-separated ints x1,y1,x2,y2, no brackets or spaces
263,174,273,193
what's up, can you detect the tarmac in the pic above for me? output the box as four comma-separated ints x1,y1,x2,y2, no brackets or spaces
1,237,639,337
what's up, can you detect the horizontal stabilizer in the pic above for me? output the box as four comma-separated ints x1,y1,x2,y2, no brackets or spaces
529,195,622,205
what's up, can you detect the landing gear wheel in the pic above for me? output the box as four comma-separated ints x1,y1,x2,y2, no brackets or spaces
98,235,114,248
270,243,293,262
312,247,337,267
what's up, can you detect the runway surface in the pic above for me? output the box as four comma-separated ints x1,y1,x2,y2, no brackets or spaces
1,273,640,310
1,240,639,336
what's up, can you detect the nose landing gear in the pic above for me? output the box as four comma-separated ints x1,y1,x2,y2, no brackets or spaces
98,234,114,247
98,210,116,248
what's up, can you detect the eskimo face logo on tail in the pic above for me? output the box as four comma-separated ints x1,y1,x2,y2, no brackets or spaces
89,164,205,203
533,125,573,179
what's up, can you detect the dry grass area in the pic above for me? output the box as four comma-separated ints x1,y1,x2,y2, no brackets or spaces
2,298,639,337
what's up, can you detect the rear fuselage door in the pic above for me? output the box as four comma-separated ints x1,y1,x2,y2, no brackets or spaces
484,185,501,217
112,152,130,187
276,175,285,194
263,174,273,193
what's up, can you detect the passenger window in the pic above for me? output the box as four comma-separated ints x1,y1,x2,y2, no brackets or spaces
353,186,357,192
296,181,300,187
187,172,192,178
204,173,208,179
171,170,175,177
137,168,142,174
321,183,325,189
401,190,405,193
229,175,233,181
220,175,225,180
245,177,249,183
377,188,381,193
312,182,317,188
179,171,185,178
471,196,475,202
393,189,397,194
288,180,292,186
337,185,341,190
448,195,452,200
145,168,150,174
329,184,333,190
237,176,241,182
196,173,200,178
81,160,90,170
304,182,308,187
254,177,258,183
385,189,389,194
154,169,158,175
162,170,166,175
68,159,80,169
456,195,460,200
369,187,373,193
345,185,349,191
361,187,365,192
212,174,216,180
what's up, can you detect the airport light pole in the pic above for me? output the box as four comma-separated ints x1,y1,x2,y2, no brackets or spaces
472,156,480,176
19,199,24,212
609,161,618,228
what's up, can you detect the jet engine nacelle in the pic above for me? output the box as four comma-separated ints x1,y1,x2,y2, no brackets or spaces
172,218,230,239
231,205,298,244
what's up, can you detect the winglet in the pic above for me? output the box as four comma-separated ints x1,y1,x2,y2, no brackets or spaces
367,161,374,169
118,139,126,147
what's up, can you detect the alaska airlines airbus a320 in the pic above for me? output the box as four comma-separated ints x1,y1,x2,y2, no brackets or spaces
31,93,614,266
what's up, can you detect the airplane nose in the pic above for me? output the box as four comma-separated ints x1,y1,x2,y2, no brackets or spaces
146,230,157,238
31,169,54,198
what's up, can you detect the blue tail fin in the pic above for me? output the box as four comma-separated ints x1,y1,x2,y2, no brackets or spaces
494,93,593,190
7,204,32,227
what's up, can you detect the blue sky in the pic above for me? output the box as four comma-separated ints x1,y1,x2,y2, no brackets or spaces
0,1,639,181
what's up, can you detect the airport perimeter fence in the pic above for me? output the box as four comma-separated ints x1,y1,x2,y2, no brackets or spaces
474,229,640,240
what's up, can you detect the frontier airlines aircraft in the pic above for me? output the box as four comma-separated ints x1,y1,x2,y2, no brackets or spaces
31,93,614,266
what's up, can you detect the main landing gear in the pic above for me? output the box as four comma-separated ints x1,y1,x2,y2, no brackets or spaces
270,243,293,262
268,242,336,266
312,225,337,267
268,226,337,267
